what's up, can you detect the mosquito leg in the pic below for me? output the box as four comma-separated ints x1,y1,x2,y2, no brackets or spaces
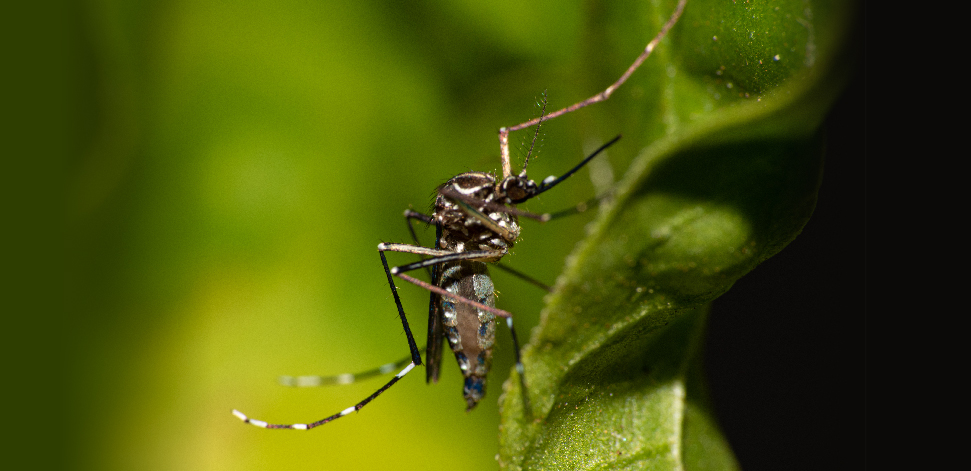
394,272,513,320
493,263,552,293
379,250,424,366
379,242,514,315
231,361,416,430
543,194,605,221
281,240,436,387
403,209,436,279
505,315,533,419
383,233,533,413
279,350,421,387
497,0,688,177
378,242,460,258
379,243,500,266
231,251,423,430
404,209,434,232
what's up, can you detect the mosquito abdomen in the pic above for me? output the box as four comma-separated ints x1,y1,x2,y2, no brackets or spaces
439,261,496,410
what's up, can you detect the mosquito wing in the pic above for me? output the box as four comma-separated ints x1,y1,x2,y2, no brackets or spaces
425,228,445,383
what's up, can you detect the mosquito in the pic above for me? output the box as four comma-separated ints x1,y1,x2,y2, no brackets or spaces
232,0,687,430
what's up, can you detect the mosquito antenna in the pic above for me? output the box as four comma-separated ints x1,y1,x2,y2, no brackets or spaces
521,91,548,174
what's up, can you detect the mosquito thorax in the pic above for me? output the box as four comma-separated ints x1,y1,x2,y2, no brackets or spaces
435,172,521,254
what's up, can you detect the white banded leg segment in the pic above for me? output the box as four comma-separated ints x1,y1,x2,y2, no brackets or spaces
278,352,417,387
278,373,352,387
231,409,300,429
232,361,418,430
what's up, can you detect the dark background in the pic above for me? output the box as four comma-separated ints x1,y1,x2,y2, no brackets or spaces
706,30,864,470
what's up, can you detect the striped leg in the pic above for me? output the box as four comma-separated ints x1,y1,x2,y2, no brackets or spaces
232,362,416,430
231,251,422,430
279,351,419,387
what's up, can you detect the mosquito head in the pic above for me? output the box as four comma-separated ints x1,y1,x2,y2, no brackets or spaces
497,171,540,204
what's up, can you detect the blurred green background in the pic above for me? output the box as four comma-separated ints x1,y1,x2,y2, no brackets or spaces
63,0,668,469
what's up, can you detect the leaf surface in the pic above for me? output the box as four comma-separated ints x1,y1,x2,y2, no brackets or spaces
498,1,855,469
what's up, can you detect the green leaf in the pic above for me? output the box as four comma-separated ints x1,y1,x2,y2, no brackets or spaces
498,0,855,469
